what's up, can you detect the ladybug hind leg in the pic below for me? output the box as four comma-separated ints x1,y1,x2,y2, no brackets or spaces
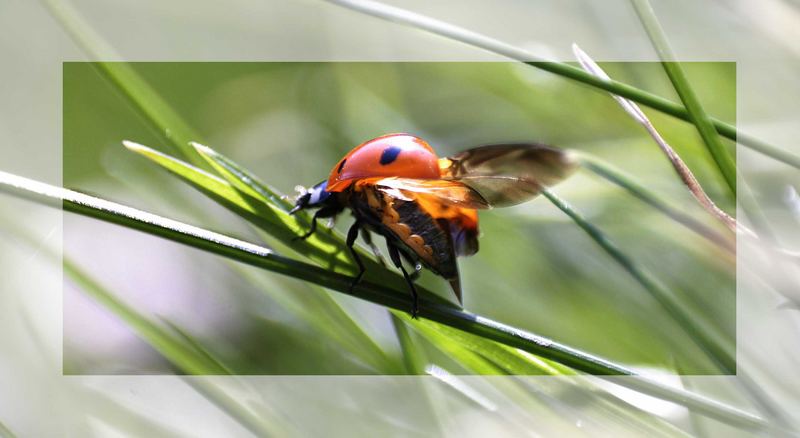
387,242,420,318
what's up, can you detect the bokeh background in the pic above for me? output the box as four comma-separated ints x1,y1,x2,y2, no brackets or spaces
2,0,799,436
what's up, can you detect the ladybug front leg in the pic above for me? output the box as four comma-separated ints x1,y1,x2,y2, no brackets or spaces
346,220,366,292
293,206,339,241
387,242,419,319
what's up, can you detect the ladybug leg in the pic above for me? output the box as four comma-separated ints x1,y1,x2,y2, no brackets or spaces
346,220,366,291
388,242,419,318
293,206,337,241
360,228,386,267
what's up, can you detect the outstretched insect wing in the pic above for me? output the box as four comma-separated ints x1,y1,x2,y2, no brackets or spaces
439,143,577,207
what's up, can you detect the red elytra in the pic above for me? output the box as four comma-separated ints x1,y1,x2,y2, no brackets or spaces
326,133,441,192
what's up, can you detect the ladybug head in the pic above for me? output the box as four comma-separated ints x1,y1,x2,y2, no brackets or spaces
290,180,332,214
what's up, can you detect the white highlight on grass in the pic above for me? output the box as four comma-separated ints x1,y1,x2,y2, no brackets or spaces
0,162,275,261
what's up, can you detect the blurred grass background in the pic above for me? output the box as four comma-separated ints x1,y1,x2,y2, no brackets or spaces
63,61,735,375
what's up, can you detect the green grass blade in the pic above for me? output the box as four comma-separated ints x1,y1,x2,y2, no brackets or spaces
0,171,769,430
123,141,359,275
404,314,562,375
630,0,737,196
412,328,506,375
542,189,735,374
324,0,800,170
0,420,16,438
577,153,735,253
160,320,237,375
42,0,206,167
191,142,296,213
390,314,428,374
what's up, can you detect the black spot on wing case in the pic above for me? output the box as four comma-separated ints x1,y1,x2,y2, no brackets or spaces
379,146,402,165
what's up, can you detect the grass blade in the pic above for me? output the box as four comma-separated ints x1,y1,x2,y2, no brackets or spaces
191,142,295,213
577,153,735,253
42,0,207,167
0,170,769,431
405,315,563,375
122,141,360,276
323,0,800,170
629,0,737,196
542,189,735,374
390,314,428,374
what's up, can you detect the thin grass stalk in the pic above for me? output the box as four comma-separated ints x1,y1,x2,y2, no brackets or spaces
0,170,619,374
0,170,769,431
541,189,735,374
572,45,746,236
547,183,793,427
321,0,800,171
629,0,737,196
577,154,734,253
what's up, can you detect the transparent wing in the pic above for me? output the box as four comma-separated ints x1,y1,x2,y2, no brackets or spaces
438,143,577,207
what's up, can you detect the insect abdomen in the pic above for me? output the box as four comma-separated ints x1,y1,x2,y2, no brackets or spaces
390,199,458,279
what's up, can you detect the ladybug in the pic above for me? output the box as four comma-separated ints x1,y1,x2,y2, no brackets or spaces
291,133,576,317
